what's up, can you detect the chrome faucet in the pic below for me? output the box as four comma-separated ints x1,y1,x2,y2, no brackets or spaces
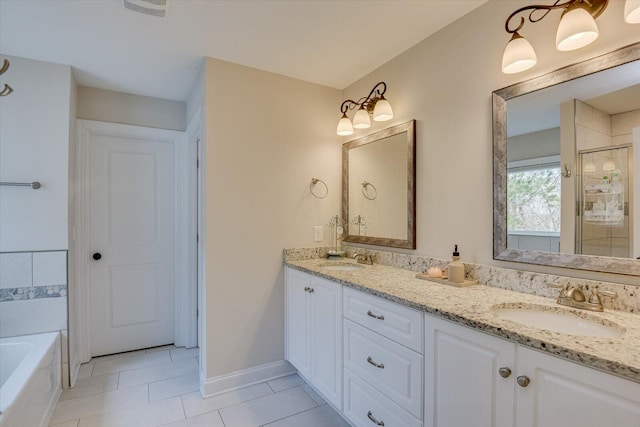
353,252,375,265
547,283,617,312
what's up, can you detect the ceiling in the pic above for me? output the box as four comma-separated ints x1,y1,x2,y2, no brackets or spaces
0,0,487,102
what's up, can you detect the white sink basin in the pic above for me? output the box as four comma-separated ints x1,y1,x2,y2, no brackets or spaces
493,304,623,338
320,262,365,272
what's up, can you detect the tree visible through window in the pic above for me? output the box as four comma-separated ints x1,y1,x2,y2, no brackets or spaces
507,165,561,233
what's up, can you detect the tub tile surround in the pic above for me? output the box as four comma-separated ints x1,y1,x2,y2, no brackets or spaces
284,247,640,383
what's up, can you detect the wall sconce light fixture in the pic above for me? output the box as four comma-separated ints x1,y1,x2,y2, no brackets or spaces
0,59,14,97
337,82,393,136
502,0,640,75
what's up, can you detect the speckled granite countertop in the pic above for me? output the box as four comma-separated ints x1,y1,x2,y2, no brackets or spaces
285,258,640,384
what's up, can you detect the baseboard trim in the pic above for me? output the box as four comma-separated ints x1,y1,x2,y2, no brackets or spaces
200,360,296,398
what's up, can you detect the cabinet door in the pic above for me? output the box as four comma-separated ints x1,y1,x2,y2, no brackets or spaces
516,346,640,427
425,316,516,427
309,276,342,409
285,268,310,379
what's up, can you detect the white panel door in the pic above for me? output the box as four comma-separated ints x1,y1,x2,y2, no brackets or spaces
425,316,516,427
517,346,640,427
88,128,176,356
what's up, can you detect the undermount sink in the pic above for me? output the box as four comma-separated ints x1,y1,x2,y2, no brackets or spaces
493,304,624,338
320,262,365,272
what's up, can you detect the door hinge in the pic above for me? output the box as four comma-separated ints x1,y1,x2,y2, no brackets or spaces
196,233,199,242
196,158,199,168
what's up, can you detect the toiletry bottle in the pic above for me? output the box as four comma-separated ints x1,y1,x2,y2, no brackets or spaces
448,245,465,284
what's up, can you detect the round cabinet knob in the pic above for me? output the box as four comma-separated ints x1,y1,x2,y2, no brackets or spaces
498,367,512,378
517,375,531,387
92,252,102,261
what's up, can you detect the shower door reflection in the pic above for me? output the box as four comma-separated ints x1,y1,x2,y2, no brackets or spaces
578,145,633,257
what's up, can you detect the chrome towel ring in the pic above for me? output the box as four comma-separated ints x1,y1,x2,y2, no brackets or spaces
362,181,377,200
310,178,328,199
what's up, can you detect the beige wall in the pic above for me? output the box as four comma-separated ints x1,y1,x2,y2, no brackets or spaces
507,127,560,162
342,0,640,284
202,57,342,378
77,86,186,131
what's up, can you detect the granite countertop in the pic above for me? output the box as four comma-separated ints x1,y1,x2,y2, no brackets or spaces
285,258,640,384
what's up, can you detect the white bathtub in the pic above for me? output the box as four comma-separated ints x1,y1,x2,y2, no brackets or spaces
0,333,61,427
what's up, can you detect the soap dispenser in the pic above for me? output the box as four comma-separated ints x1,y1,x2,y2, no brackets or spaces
447,245,465,284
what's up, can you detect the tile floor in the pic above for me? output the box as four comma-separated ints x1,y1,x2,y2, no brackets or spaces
49,346,351,427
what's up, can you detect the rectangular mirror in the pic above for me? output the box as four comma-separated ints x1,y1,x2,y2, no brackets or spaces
343,120,416,249
493,42,640,276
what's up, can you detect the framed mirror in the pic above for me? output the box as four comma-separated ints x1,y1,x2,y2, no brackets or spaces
493,42,640,276
343,120,416,249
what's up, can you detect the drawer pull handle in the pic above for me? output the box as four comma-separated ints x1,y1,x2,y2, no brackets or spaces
367,356,384,369
367,411,385,426
498,367,512,378
517,375,530,387
367,310,384,320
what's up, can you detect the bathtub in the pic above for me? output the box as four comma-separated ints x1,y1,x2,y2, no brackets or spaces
0,333,61,427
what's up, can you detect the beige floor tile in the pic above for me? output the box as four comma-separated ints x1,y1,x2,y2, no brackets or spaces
59,373,119,401
181,382,273,418
118,357,198,389
149,372,200,402
92,350,171,376
219,386,316,427
50,384,149,424
161,410,225,427
77,396,184,427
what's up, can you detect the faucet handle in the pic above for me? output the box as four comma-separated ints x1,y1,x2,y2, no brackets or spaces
547,282,568,296
588,289,618,304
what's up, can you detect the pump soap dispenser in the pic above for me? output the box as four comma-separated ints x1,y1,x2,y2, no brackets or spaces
447,245,465,284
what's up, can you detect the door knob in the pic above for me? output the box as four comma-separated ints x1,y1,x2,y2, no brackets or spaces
92,252,102,261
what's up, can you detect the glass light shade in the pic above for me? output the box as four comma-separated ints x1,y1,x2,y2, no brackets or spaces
502,34,537,74
556,8,599,51
353,108,371,129
625,0,640,23
583,162,596,173
337,115,354,136
602,160,616,171
372,98,393,121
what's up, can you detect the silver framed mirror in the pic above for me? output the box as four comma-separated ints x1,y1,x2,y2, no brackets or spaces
493,42,640,276
343,120,416,249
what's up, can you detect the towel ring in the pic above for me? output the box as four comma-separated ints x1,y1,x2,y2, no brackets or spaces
310,178,328,199
362,181,377,200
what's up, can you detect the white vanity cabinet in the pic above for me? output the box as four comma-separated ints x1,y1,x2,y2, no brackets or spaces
343,287,424,427
424,315,516,427
425,316,640,427
284,267,342,409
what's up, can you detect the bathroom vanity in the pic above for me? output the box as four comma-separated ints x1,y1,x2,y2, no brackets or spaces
284,258,640,427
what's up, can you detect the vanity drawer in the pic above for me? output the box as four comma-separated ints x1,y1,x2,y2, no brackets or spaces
344,319,423,418
343,286,423,353
344,369,422,427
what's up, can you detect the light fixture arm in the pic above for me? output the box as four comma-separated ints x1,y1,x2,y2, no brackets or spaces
340,81,388,115
505,0,608,35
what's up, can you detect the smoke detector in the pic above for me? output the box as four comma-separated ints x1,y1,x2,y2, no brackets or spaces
123,0,167,18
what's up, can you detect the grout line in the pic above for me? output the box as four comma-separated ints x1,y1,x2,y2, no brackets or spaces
219,409,228,427
299,385,320,407
179,394,187,420
261,404,322,427
266,380,276,393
